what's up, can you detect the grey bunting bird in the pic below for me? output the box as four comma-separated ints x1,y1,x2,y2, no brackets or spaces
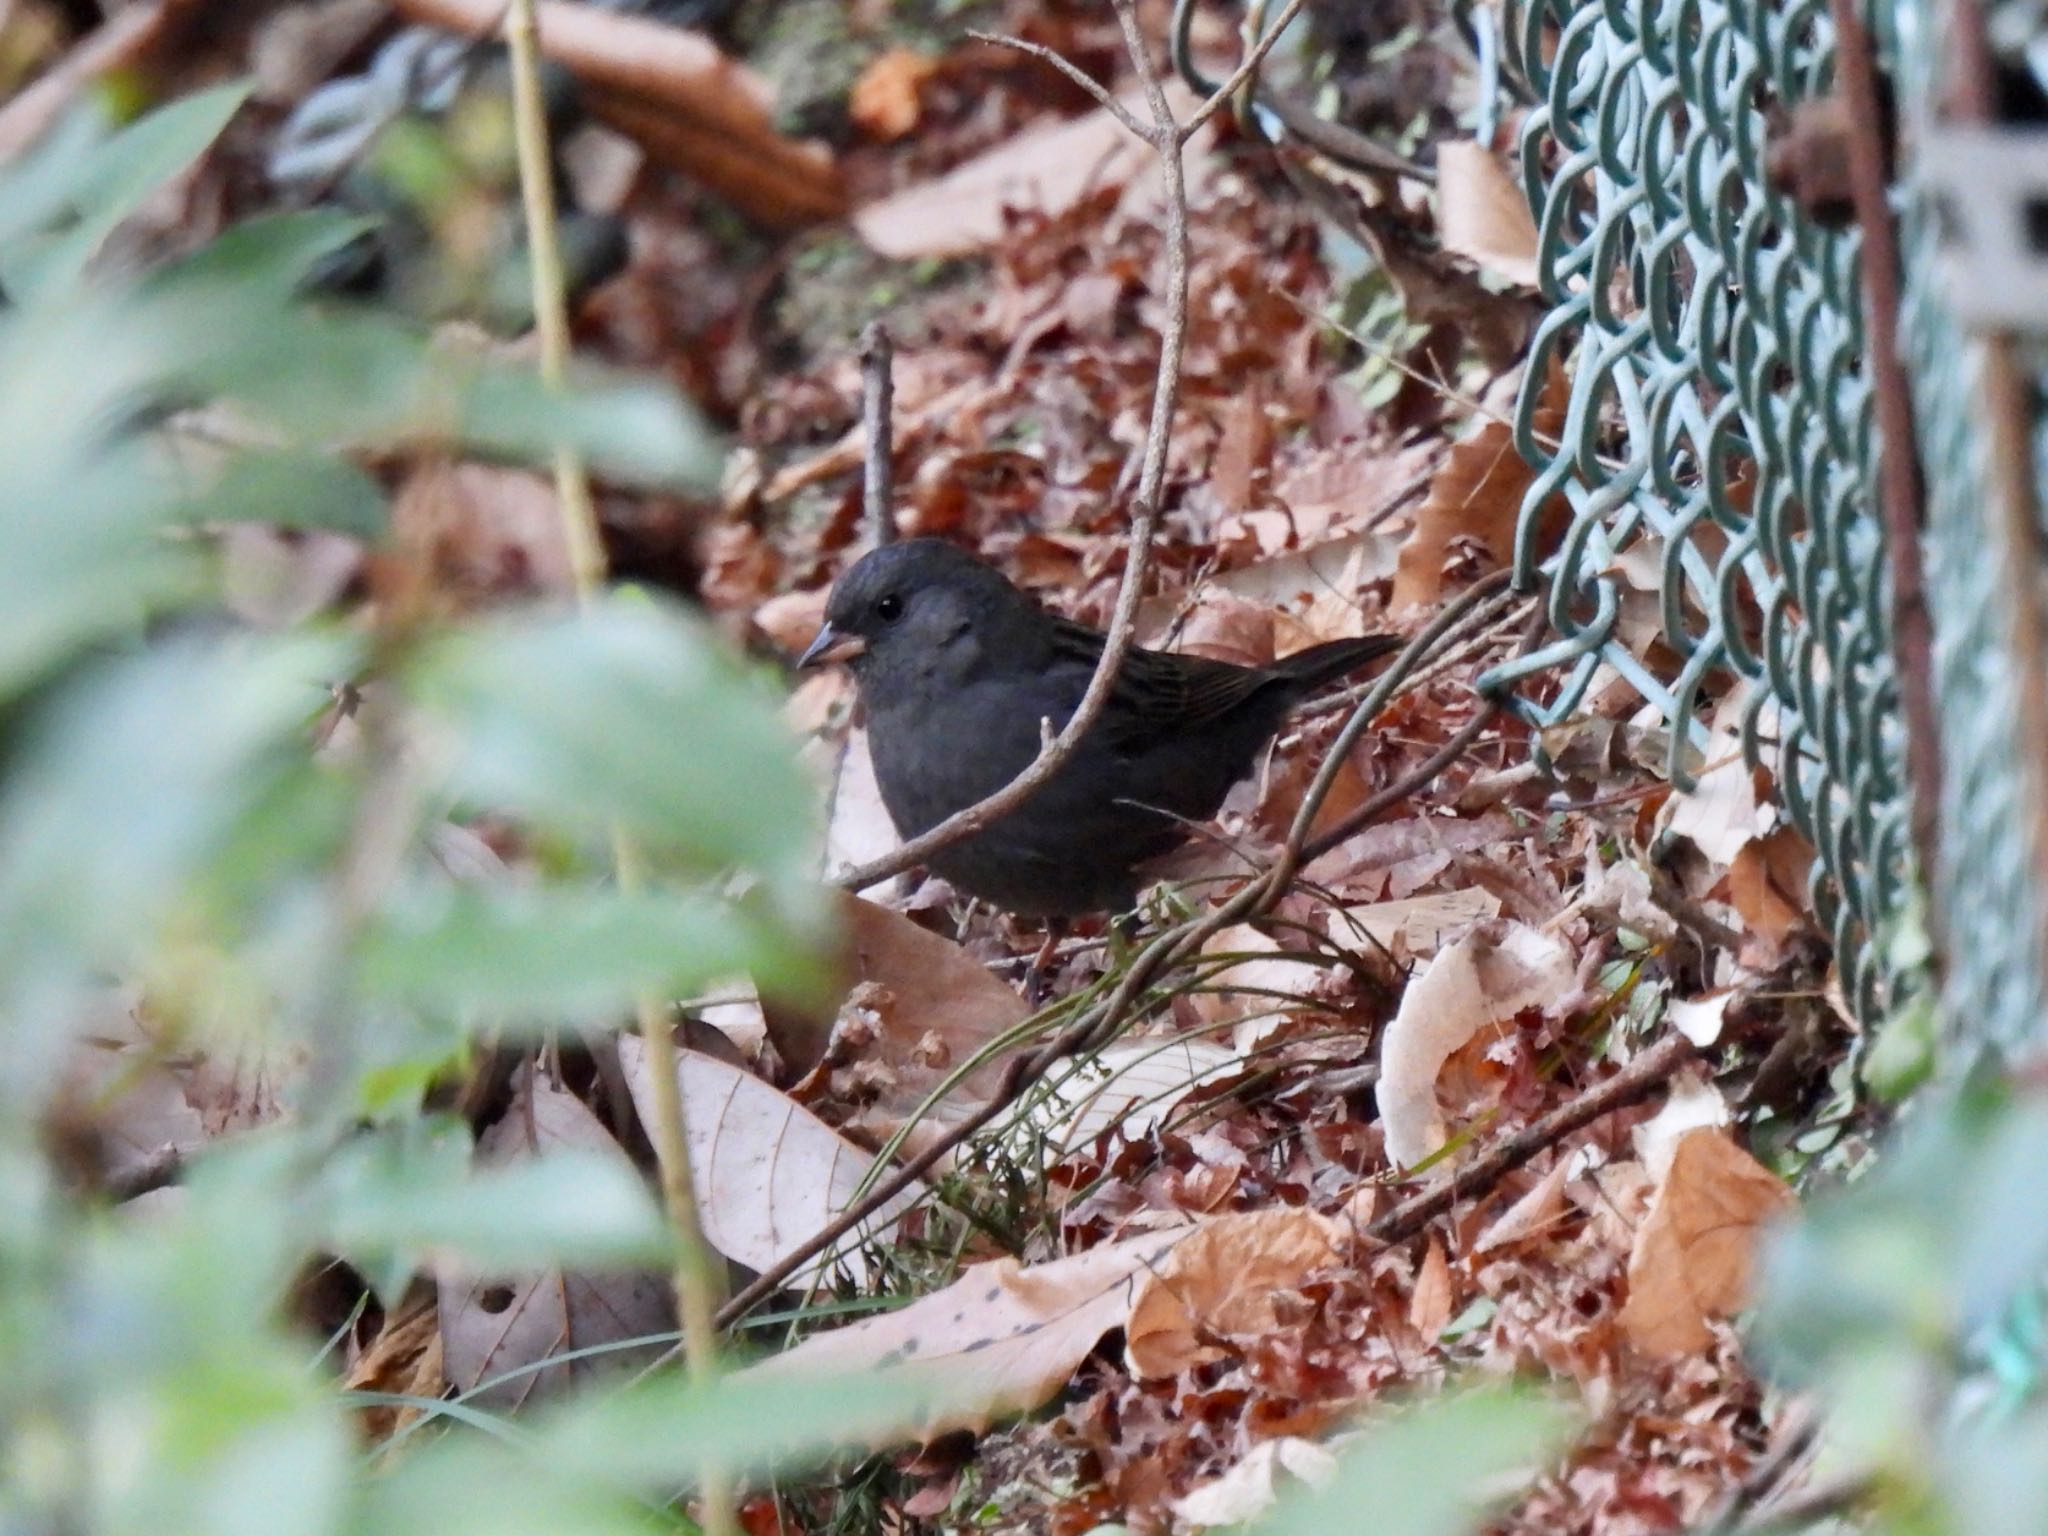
800,539,1401,917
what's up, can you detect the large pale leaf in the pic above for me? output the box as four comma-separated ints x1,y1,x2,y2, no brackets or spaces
618,1035,924,1283
733,1230,1186,1440
438,1067,673,1409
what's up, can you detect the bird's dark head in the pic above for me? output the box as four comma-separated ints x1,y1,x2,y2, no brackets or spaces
800,539,1034,686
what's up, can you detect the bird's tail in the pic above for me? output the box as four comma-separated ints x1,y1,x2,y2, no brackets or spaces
1269,633,1405,696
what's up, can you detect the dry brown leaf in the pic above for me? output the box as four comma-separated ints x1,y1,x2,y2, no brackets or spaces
1620,1127,1794,1357
346,1291,446,1444
1125,1208,1343,1377
850,48,939,141
390,461,572,603
1392,368,1565,609
1379,922,1574,1167
1408,1235,1454,1338
735,1230,1185,1439
779,891,1029,1126
1437,140,1542,289
617,1035,925,1283
438,1067,672,1410
391,0,843,225
855,82,1198,258
1729,825,1816,950
1474,1158,1573,1253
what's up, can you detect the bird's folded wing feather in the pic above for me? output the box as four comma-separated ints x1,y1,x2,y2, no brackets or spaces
1046,617,1271,741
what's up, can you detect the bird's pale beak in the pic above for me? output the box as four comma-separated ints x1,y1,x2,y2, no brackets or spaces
798,620,868,669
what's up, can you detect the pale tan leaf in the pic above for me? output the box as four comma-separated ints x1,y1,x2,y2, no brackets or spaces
1632,1071,1731,1183
438,1068,671,1410
735,1230,1185,1439
1620,1127,1794,1357
1665,688,1777,865
1125,1208,1343,1378
1330,887,1502,962
617,1035,924,1283
1379,922,1574,1168
753,586,829,657
1028,1037,1245,1154
823,729,903,892
854,83,1197,258
1172,1437,1340,1528
1189,923,1326,1048
1668,990,1734,1047
1437,140,1542,289
1474,1158,1573,1253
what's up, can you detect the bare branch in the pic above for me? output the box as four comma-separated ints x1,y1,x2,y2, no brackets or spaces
859,321,896,547
1180,0,1310,138
966,30,1148,137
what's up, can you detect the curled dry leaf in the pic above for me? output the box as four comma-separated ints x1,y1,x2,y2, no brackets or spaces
1665,688,1776,866
1171,1436,1340,1528
617,1035,926,1284
1473,1158,1574,1254
346,1290,446,1444
850,48,940,142
1436,140,1543,290
438,1067,672,1410
1619,1127,1794,1357
1125,1208,1343,1378
735,1229,1186,1441
1379,922,1575,1168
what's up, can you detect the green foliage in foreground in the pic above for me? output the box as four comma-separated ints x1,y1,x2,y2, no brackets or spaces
0,80,1570,1536
6,75,2046,1536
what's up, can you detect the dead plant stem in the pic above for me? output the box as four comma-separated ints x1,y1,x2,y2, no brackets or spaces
503,5,730,1532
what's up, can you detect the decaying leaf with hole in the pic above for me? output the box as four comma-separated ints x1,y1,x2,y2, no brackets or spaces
617,1035,926,1285
768,892,1029,1134
437,1067,672,1410
733,1229,1187,1441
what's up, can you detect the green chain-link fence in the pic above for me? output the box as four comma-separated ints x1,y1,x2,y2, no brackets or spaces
1476,0,1952,1036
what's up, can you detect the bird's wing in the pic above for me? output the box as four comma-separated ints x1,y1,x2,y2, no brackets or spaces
1046,617,1271,741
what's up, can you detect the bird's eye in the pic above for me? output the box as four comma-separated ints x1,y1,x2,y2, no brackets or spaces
875,593,904,623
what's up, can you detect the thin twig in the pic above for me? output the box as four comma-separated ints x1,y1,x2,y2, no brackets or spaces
1179,0,1309,137
832,0,1190,897
966,30,1147,135
859,322,896,547
1364,1030,1698,1246
503,6,731,1533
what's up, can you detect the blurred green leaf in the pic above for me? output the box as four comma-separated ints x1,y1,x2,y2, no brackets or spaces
413,598,820,894
185,447,389,539
1247,1390,1572,1536
320,1117,670,1285
358,882,811,1020
0,631,355,1008
3,81,252,300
